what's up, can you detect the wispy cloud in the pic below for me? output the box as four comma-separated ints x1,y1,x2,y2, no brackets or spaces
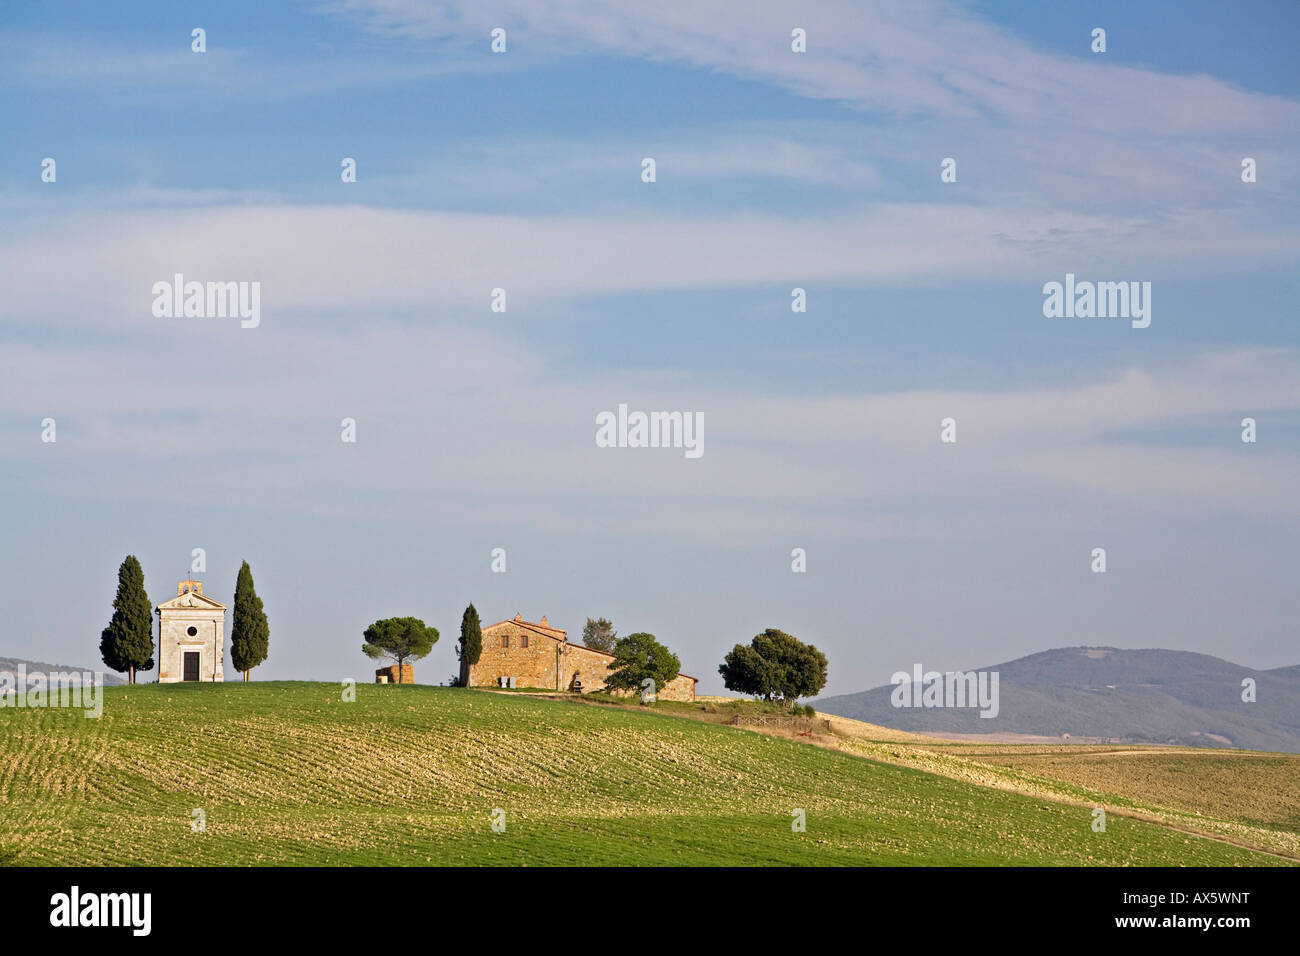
323,0,1300,134
3,202,1294,335
4,307,1297,536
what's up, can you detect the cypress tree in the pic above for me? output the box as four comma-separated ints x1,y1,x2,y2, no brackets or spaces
100,555,154,684
229,560,270,681
456,603,483,686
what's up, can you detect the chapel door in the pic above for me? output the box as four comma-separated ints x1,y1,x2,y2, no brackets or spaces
183,652,200,682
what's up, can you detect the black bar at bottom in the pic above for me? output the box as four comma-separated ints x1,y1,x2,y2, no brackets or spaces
4,865,1287,942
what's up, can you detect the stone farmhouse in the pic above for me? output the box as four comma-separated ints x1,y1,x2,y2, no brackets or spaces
461,614,697,702
156,580,226,683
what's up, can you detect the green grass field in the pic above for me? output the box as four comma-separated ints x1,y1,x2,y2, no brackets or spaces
0,682,1291,866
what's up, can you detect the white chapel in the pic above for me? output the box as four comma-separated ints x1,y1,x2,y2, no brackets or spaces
156,580,227,682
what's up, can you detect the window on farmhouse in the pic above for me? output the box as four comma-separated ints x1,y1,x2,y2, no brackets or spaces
501,635,509,648
522,634,529,648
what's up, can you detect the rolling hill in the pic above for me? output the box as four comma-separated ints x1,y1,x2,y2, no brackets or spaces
0,681,1293,866
814,647,1300,753
0,656,126,686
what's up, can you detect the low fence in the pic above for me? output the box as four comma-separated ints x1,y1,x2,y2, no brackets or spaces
731,714,831,733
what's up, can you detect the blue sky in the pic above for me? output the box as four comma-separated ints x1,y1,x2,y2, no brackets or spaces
1,1,1298,695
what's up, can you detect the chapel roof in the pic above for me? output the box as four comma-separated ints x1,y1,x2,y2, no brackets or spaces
156,580,227,611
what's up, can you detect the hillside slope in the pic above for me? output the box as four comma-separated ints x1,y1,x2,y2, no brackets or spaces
0,682,1288,866
814,647,1300,752
0,657,126,686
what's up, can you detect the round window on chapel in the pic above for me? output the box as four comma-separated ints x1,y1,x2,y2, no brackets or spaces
186,626,198,637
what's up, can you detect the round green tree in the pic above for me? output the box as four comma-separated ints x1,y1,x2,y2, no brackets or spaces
581,617,617,653
363,617,439,679
719,628,828,706
605,632,680,696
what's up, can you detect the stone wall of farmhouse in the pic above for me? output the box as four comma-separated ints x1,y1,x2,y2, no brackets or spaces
466,622,695,701
649,673,697,703
465,621,563,689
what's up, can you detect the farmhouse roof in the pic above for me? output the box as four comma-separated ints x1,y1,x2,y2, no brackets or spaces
484,615,567,639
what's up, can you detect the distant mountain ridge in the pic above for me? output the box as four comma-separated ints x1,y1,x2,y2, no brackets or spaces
0,657,127,686
814,647,1300,753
